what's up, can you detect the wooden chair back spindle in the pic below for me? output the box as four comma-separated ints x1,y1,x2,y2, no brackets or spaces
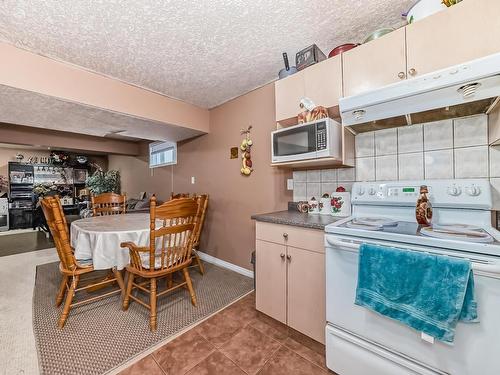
91,192,127,216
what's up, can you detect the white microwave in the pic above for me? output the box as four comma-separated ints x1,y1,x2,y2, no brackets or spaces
271,118,342,163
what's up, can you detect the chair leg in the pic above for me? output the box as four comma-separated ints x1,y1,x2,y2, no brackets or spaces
150,278,157,331
58,275,78,328
123,273,134,311
113,269,125,295
182,268,197,306
55,275,68,307
167,273,173,289
193,250,205,275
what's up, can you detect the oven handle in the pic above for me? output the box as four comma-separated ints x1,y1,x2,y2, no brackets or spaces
326,237,500,280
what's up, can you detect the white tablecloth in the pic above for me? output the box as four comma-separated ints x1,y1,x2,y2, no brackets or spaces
71,213,151,270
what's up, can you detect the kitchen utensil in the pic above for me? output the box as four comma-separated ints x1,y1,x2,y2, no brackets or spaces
296,44,326,71
278,52,298,79
404,0,447,24
328,43,359,58
363,28,395,44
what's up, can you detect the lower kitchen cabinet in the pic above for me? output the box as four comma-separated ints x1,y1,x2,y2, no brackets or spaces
255,239,287,324
255,221,326,344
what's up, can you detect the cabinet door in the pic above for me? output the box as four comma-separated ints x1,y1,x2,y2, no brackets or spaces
287,246,326,344
343,28,406,97
255,239,287,324
304,55,343,108
274,72,305,121
406,0,500,78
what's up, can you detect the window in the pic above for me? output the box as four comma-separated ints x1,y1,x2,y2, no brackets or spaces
149,141,177,168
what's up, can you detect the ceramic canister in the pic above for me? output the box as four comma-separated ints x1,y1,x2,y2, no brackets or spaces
330,192,351,217
308,198,320,214
320,196,331,215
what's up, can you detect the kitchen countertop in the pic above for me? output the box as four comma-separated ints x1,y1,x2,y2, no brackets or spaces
251,210,342,230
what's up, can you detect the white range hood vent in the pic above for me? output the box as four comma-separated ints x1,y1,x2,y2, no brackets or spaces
339,53,500,131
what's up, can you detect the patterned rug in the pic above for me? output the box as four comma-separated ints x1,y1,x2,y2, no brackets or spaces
33,261,253,375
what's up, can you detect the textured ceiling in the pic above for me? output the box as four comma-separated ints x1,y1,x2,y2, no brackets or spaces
0,85,204,142
0,0,412,109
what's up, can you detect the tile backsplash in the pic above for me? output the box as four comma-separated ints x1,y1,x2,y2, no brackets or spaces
293,114,500,208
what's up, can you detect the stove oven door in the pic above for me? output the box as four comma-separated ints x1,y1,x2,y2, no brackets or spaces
325,235,500,375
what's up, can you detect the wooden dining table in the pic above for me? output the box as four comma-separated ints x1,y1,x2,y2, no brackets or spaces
71,213,152,270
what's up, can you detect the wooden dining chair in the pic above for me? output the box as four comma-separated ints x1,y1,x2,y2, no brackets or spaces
41,196,124,328
91,192,127,216
121,196,199,331
191,194,209,275
170,192,190,200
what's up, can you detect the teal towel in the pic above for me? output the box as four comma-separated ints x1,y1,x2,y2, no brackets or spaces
355,243,478,343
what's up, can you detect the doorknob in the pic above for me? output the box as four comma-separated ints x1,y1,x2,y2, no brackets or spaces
283,233,288,239
280,253,285,259
286,255,292,261
408,68,417,76
398,71,406,79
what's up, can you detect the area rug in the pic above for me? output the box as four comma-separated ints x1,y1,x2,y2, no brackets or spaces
33,261,253,375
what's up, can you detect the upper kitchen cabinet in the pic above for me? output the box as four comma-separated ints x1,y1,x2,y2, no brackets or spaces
303,55,343,111
275,72,305,122
274,54,343,123
343,28,406,98
406,0,500,78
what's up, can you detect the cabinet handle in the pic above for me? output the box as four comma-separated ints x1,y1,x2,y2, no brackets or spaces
398,71,406,79
283,233,288,239
280,253,285,259
286,255,292,261
408,68,417,76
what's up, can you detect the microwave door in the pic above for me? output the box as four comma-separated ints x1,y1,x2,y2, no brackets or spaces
273,124,317,162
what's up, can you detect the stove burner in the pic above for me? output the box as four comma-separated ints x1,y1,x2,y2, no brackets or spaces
420,224,494,243
347,217,399,230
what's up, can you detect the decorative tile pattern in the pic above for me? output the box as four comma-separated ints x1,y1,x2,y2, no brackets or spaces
375,155,398,181
398,153,424,180
454,146,489,178
375,128,397,156
355,132,375,157
454,115,488,148
423,120,453,151
424,149,454,179
320,169,337,182
291,115,497,189
490,146,500,178
356,157,375,181
293,182,307,202
398,124,423,154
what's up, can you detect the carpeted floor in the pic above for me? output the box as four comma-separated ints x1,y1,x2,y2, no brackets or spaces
33,262,254,375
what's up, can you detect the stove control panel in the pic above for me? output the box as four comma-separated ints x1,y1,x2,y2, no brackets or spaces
351,179,492,209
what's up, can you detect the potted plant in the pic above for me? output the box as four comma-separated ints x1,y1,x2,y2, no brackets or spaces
86,168,121,195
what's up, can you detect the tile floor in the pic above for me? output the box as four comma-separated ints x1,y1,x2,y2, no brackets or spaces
119,293,334,375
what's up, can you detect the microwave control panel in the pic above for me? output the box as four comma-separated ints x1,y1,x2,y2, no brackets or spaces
316,122,327,150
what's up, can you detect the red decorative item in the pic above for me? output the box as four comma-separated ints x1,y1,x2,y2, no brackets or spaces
336,186,346,192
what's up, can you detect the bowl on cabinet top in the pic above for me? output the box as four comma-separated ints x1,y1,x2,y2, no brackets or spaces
328,43,359,58
363,28,395,44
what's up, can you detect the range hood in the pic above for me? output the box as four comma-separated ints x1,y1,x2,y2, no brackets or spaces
340,52,500,132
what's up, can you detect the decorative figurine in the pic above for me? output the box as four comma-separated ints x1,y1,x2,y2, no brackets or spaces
416,185,433,226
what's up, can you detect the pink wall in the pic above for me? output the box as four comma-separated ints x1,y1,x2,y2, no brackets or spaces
110,83,292,269
0,41,209,134
174,83,292,269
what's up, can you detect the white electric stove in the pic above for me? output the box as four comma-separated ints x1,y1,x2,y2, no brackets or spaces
324,179,500,375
